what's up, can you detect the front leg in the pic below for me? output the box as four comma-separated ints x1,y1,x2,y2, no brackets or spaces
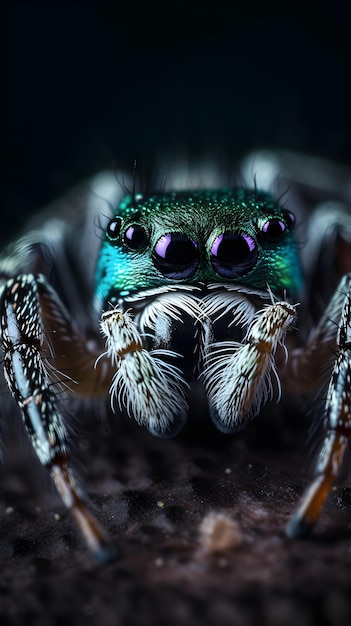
0,273,115,561
99,307,189,438
203,299,297,433
286,274,351,537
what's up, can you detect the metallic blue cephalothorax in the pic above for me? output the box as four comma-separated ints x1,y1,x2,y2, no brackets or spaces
95,188,303,309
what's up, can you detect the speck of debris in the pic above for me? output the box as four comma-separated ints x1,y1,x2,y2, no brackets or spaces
217,557,228,568
54,513,61,521
157,500,164,508
5,507,14,514
198,511,243,555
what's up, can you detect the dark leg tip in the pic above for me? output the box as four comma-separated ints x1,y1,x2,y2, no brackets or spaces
285,515,314,539
91,541,120,565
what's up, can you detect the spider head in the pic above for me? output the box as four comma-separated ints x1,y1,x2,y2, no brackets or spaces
94,188,303,311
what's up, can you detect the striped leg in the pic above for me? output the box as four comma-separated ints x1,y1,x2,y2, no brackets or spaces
287,275,351,537
0,273,115,561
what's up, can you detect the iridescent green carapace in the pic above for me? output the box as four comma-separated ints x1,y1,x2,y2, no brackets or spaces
94,188,303,306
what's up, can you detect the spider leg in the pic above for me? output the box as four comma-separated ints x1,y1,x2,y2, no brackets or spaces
203,300,297,433
286,274,351,537
0,273,116,561
279,276,350,394
99,306,189,438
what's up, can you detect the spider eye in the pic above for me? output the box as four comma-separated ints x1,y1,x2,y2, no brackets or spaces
107,217,122,240
261,218,287,243
153,232,199,279
282,209,296,229
124,224,148,250
210,232,258,278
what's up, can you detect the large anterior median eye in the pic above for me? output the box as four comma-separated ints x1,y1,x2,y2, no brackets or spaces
153,232,199,279
210,231,258,278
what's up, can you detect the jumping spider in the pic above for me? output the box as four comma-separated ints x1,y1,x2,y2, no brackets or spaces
1,151,350,561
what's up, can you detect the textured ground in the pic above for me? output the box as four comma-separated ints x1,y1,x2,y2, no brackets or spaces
0,398,351,626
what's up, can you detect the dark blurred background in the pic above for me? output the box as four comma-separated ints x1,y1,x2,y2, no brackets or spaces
3,0,350,242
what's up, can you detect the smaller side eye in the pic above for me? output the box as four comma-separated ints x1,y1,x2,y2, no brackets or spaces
124,224,148,250
282,209,296,229
107,217,122,240
261,218,287,243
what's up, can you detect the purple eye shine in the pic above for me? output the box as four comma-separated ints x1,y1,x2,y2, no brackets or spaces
210,231,258,278
124,224,148,249
154,234,176,259
153,232,199,279
261,218,287,242
211,232,256,257
152,229,262,280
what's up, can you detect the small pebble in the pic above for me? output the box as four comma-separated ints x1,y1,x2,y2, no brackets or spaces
199,511,243,554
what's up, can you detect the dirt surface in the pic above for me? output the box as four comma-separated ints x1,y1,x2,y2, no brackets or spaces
0,401,351,626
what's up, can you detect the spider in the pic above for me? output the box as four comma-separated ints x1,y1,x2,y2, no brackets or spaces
0,151,350,562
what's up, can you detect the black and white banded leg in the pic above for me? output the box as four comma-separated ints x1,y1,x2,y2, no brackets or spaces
0,273,115,561
286,274,351,537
